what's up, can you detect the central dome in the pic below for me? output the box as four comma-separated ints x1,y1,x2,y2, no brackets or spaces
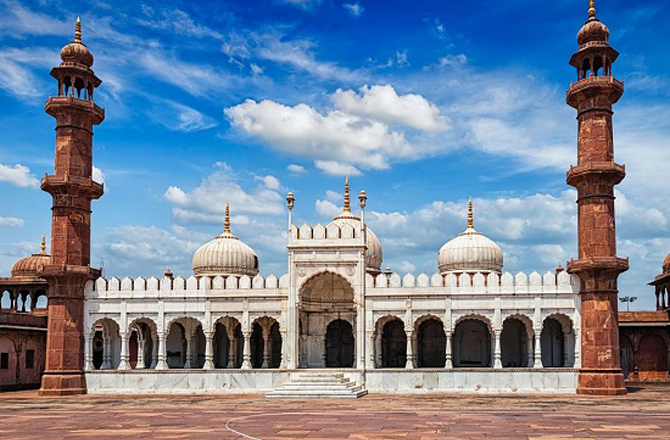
326,179,383,275
192,204,259,277
438,200,503,274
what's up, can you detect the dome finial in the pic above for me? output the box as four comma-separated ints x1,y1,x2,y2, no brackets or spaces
224,202,231,234
588,0,596,19
40,234,47,254
343,176,351,213
74,17,82,43
467,197,474,230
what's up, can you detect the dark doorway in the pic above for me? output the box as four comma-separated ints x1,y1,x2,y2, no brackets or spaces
325,319,354,367
417,319,446,367
541,318,564,367
382,319,406,367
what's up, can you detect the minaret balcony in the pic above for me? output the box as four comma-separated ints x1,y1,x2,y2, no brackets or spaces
41,174,104,200
45,95,105,124
566,162,626,187
566,76,624,108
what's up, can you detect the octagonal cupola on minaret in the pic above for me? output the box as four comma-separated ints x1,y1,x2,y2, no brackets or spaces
192,203,260,277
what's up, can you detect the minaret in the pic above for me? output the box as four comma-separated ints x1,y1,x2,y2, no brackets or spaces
566,1,628,395
38,18,104,395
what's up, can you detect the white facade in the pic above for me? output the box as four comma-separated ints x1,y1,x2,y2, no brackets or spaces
84,192,581,394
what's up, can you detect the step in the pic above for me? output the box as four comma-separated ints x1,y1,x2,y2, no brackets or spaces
266,389,368,399
266,373,367,399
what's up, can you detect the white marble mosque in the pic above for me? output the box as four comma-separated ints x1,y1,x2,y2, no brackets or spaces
84,179,581,395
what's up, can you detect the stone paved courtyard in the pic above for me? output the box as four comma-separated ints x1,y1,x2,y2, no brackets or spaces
2,386,670,439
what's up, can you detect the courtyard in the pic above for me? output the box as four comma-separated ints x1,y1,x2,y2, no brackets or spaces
1,385,670,439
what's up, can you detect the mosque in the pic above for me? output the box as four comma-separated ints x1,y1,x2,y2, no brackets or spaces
0,1,669,396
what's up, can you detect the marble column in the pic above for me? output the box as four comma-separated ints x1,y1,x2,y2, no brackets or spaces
204,331,214,370
102,332,111,370
184,331,193,369
118,331,129,370
405,331,414,369
83,333,93,371
563,332,570,367
366,331,375,369
136,331,145,370
227,332,236,368
241,331,252,370
534,331,542,368
493,330,502,369
445,330,453,369
280,331,287,370
526,332,534,368
156,333,167,370
150,330,158,369
262,330,270,369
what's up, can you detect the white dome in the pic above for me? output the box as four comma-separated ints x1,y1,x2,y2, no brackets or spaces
438,200,503,274
328,212,383,274
192,205,259,277
326,178,383,275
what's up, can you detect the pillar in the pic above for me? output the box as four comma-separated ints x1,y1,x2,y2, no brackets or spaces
150,330,158,369
405,330,414,369
534,331,542,368
227,330,235,368
280,331,287,370
262,328,270,369
156,332,167,370
83,333,93,371
445,330,453,369
241,331,252,370
493,330,502,369
102,332,111,370
204,331,214,370
136,331,145,370
118,332,129,370
184,331,193,369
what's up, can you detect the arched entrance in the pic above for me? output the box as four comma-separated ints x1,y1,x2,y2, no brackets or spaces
501,317,529,368
325,319,354,368
453,318,491,367
299,271,356,368
638,333,668,381
380,318,406,368
620,334,633,379
541,317,564,367
416,318,446,368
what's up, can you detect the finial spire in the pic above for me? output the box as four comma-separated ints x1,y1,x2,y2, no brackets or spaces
467,197,474,229
343,177,351,212
224,202,231,234
40,235,46,254
588,0,596,19
74,17,82,43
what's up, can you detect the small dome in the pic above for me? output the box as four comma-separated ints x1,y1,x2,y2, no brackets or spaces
60,18,94,67
192,205,259,277
326,178,383,274
663,253,670,274
438,200,503,274
12,236,50,278
577,4,609,47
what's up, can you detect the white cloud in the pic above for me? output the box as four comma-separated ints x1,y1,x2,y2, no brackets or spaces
315,199,340,217
137,7,223,40
0,47,59,99
164,166,285,224
225,99,415,171
0,163,39,188
0,216,24,228
396,260,416,273
332,84,448,132
287,164,306,174
314,160,362,176
93,166,105,184
325,190,341,202
279,0,323,11
437,53,467,68
343,2,365,17
151,99,217,132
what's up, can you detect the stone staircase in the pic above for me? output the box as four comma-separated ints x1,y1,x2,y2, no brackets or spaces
266,372,367,398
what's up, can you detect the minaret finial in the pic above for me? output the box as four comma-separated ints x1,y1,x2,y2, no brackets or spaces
588,0,596,19
40,234,47,254
224,202,231,234
467,197,474,229
343,177,351,213
74,17,82,43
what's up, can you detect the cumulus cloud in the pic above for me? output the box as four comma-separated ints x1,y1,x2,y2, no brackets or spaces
315,160,362,176
287,164,306,174
332,84,448,132
0,163,39,188
164,164,285,226
343,2,365,17
315,199,340,217
225,99,415,171
0,216,24,228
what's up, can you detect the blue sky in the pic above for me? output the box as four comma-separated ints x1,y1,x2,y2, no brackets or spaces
0,0,668,310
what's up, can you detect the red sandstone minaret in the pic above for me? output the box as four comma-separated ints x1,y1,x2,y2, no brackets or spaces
566,1,628,395
38,18,104,395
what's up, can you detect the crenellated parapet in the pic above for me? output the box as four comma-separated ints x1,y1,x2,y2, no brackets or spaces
86,274,290,299
367,270,580,294
289,222,363,243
